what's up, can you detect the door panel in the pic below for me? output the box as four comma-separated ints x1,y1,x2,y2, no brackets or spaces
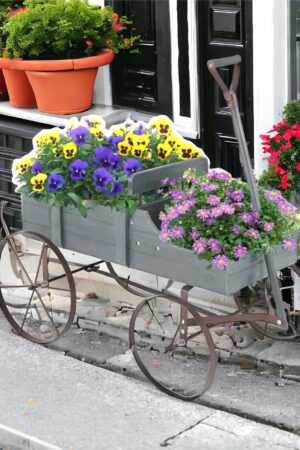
110,0,172,116
198,0,253,177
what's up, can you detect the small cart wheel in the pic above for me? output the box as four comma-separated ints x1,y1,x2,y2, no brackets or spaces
234,279,298,341
129,296,217,401
0,230,76,344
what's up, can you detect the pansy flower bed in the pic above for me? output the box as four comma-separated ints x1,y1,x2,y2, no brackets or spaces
13,115,204,217
159,168,299,270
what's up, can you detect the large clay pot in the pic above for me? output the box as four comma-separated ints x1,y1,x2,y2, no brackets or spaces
0,58,37,108
17,49,114,114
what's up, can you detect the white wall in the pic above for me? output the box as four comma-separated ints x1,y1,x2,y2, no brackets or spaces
252,0,289,176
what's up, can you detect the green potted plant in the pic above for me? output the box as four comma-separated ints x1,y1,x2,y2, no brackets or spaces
1,0,139,113
0,1,25,100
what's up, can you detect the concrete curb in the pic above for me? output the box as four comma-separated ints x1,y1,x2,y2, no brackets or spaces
0,424,63,450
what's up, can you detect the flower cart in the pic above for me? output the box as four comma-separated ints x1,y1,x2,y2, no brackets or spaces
0,56,299,402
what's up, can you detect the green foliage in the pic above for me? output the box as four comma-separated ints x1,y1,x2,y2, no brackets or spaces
4,0,139,60
283,99,300,125
0,1,25,56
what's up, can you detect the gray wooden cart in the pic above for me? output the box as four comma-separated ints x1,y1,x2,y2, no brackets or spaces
0,55,299,401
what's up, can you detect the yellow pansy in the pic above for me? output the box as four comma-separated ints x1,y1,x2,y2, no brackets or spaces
177,143,204,160
132,134,150,149
177,144,195,160
191,148,204,159
131,147,144,158
111,125,126,137
16,158,33,174
86,116,105,136
165,134,181,149
52,147,63,158
157,143,172,160
35,131,60,147
150,116,173,136
117,141,131,156
30,173,47,192
125,131,135,147
63,142,77,159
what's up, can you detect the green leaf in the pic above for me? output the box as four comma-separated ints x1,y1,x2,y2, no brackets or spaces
67,192,81,206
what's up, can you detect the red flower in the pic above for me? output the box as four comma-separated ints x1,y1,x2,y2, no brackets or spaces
113,23,123,31
268,150,281,164
112,13,119,21
9,7,28,17
274,166,286,175
85,39,93,46
123,38,129,43
281,174,291,190
296,162,300,171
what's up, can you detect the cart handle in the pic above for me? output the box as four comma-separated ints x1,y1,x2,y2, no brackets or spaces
207,55,241,102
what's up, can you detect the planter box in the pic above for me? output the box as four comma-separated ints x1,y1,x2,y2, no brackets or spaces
22,194,299,296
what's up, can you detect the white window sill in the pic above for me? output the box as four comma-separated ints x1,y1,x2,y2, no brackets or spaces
0,102,200,139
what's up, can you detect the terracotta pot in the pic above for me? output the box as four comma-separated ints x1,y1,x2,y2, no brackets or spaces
0,58,37,108
16,49,114,114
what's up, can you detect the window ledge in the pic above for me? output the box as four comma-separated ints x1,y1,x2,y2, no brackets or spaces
0,102,200,138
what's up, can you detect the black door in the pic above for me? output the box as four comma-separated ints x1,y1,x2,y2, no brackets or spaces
198,0,253,177
110,0,172,116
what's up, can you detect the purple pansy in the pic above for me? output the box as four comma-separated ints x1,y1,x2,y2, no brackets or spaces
94,147,115,168
234,245,248,258
134,124,147,135
108,135,124,150
69,159,88,180
123,158,142,177
110,154,122,171
93,167,113,191
108,182,124,196
32,161,42,175
47,173,65,192
69,126,89,146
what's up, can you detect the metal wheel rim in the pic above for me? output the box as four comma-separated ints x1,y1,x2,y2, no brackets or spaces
129,296,217,401
0,230,76,344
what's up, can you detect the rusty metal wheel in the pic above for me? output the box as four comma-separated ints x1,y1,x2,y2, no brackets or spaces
234,278,298,341
0,230,76,344
129,296,217,401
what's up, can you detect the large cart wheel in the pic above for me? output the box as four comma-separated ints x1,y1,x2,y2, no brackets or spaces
234,277,299,341
129,296,217,401
0,230,76,344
